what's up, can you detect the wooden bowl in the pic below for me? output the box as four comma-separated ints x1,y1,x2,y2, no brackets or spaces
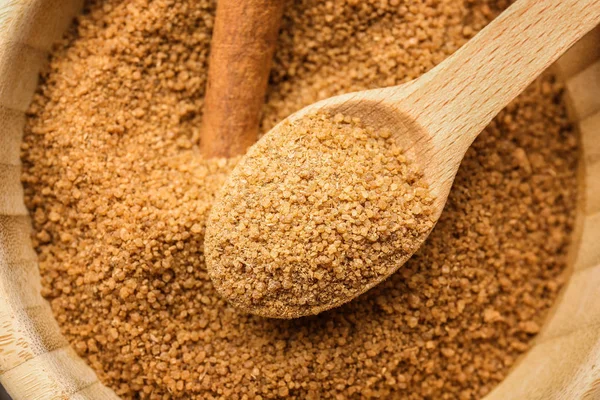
0,1,598,399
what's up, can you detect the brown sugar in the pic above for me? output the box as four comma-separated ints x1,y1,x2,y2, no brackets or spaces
21,0,578,399
206,113,435,318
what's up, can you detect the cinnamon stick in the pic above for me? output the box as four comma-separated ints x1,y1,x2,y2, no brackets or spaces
200,0,285,158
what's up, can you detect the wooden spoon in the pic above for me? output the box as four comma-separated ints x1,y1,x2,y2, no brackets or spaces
205,0,600,319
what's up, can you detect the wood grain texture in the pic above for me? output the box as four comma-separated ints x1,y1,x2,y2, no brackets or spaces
0,0,598,399
568,61,600,121
581,110,600,164
488,324,600,400
572,211,600,271
586,162,600,215
538,263,600,342
0,164,26,216
199,0,285,158
0,105,25,165
554,25,600,80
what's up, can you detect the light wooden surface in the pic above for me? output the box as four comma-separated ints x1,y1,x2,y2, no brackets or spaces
210,0,600,318
0,0,599,399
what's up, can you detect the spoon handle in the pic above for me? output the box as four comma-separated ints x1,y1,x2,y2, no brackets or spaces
407,0,600,155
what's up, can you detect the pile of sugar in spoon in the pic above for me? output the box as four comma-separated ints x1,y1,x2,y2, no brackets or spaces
207,113,435,318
